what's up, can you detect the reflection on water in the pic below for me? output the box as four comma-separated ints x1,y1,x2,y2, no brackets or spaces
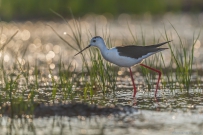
1,110,203,135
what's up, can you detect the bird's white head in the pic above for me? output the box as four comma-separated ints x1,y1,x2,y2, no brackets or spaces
74,36,106,56
89,36,105,48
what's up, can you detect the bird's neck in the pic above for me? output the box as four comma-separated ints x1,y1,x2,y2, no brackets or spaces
97,44,109,52
97,44,109,60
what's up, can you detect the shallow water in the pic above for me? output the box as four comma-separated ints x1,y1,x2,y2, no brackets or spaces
1,110,203,135
0,87,203,135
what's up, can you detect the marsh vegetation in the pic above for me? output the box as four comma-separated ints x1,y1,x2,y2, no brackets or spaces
0,13,203,134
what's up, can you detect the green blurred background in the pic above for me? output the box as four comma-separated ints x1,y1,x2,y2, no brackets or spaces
0,0,203,21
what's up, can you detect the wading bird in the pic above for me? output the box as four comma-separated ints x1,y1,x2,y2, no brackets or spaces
75,36,171,98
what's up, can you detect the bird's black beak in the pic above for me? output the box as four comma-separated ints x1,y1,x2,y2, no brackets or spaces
74,45,91,56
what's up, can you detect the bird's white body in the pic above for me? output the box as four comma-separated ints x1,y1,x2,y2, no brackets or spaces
99,46,149,67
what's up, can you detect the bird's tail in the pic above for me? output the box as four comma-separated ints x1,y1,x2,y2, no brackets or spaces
157,48,168,52
148,40,172,48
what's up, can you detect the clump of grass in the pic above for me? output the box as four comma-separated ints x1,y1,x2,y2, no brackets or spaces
57,58,75,101
50,11,118,98
126,21,201,96
162,23,201,93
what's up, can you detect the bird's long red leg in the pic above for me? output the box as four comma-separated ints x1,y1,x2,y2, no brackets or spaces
140,64,161,97
129,67,137,97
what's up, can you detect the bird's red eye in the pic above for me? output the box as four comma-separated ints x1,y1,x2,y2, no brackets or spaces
93,40,96,42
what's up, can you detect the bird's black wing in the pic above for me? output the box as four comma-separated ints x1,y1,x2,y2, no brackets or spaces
116,41,171,59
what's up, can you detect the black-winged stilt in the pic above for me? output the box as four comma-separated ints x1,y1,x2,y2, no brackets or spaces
75,36,171,98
